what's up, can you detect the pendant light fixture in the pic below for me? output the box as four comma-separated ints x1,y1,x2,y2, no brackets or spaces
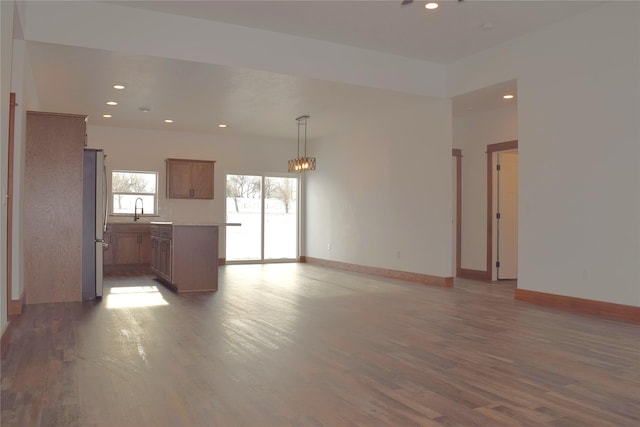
288,115,316,172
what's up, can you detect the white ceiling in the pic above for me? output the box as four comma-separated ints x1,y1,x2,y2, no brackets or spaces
28,41,442,139
26,1,599,138
109,0,601,64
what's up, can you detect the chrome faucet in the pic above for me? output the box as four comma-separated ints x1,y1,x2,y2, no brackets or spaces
134,197,144,221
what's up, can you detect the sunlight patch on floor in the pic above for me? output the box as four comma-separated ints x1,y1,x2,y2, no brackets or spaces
106,286,169,308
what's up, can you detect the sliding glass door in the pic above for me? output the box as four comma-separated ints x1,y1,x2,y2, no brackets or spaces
226,174,298,263
264,177,298,260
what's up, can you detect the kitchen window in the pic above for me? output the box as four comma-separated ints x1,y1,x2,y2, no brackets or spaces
111,170,158,216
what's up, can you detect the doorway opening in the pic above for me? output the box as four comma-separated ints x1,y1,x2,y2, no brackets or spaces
225,174,299,263
452,149,462,277
487,141,518,281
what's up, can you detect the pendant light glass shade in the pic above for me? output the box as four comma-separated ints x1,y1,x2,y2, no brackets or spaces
288,115,316,173
288,157,316,172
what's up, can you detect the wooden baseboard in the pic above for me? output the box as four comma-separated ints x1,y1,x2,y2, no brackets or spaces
218,258,225,266
8,290,26,317
459,268,489,281
515,289,640,323
304,257,453,287
299,256,307,263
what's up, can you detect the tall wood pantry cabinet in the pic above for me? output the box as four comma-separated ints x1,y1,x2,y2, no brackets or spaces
24,111,86,304
166,158,215,199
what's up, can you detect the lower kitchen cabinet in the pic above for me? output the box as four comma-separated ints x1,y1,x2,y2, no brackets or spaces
104,223,151,273
151,223,218,292
151,236,172,282
103,230,115,266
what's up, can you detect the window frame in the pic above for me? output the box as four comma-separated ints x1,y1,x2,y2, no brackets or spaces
110,169,159,217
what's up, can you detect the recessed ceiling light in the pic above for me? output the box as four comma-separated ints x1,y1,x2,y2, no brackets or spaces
102,114,112,118
106,101,118,106
503,94,515,99
113,84,125,90
164,119,173,123
218,124,227,128
425,2,438,10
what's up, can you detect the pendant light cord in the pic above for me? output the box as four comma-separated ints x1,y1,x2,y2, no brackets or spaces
297,117,301,159
304,117,307,158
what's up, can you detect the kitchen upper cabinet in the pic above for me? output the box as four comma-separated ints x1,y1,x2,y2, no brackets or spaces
166,158,215,199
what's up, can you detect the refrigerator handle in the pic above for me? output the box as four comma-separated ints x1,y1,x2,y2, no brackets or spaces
103,156,108,232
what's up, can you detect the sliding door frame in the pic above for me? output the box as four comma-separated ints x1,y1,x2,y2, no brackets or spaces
225,172,300,264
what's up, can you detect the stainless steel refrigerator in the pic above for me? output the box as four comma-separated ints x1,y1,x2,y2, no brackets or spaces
82,149,107,300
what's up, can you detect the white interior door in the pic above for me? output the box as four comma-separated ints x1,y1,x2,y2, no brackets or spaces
496,150,518,279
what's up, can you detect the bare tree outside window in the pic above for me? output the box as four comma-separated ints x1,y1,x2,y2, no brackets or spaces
266,177,295,213
113,172,152,210
226,174,298,262
112,171,158,215
226,175,260,212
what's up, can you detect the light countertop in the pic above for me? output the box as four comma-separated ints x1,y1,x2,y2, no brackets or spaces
150,221,241,227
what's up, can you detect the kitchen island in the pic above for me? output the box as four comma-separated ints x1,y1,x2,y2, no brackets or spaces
150,222,235,292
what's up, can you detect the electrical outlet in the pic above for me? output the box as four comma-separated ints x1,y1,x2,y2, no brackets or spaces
327,243,331,251
396,250,401,259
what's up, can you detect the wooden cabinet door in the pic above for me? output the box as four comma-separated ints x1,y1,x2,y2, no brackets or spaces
150,237,159,271
103,231,114,266
166,158,215,199
167,160,192,198
159,239,172,280
114,233,140,265
157,239,165,277
191,161,214,199
163,240,172,281
139,233,152,264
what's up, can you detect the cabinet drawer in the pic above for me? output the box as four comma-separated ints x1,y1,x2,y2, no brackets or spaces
151,225,172,240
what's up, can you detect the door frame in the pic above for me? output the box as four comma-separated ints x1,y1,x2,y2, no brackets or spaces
452,148,462,277
224,173,300,264
6,93,16,315
486,140,518,280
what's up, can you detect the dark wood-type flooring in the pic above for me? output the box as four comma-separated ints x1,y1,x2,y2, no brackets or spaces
2,264,639,426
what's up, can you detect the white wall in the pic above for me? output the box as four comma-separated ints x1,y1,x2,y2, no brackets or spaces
448,2,640,305
0,0,14,333
453,105,517,271
86,125,296,257
306,95,453,278
6,0,38,306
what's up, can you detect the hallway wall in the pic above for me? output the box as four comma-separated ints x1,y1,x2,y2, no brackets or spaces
448,2,640,305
